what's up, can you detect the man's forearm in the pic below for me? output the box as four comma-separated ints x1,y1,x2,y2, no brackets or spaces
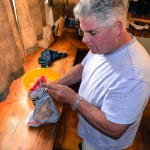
54,63,83,86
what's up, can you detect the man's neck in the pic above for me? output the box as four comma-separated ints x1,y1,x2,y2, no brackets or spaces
117,31,132,50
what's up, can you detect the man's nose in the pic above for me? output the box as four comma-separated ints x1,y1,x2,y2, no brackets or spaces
82,34,90,44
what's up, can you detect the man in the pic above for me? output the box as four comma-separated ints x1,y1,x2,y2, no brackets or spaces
43,0,150,149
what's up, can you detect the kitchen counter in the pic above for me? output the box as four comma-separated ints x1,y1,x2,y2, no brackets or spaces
0,28,87,150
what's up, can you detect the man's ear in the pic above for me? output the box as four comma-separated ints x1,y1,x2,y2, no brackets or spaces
114,21,122,36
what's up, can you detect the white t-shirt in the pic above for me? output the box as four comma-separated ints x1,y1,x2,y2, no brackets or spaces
77,36,150,150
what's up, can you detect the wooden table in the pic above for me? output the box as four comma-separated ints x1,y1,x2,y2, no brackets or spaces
0,29,86,150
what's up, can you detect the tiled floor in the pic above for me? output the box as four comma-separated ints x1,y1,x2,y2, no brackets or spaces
55,100,150,150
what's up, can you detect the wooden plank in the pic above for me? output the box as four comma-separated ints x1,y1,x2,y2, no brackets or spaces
0,29,86,150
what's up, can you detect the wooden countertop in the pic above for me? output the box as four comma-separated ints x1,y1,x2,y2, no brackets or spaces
0,29,86,150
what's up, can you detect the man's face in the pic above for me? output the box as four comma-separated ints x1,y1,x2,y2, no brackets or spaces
80,18,119,54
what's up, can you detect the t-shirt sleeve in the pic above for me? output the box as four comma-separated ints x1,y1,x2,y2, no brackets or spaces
101,79,149,124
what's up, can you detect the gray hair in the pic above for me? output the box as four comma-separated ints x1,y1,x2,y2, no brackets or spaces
74,0,127,29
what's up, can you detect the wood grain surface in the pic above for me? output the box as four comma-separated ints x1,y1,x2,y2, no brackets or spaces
0,29,86,150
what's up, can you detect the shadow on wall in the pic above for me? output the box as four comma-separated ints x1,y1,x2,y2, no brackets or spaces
136,37,150,55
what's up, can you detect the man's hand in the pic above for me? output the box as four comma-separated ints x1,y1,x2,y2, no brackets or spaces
42,83,79,104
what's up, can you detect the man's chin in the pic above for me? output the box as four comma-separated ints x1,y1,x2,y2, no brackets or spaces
90,49,98,54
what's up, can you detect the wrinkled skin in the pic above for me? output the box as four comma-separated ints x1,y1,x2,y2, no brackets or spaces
42,83,79,105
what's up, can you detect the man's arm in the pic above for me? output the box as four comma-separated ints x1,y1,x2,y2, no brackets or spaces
77,99,130,139
54,63,83,86
43,62,130,139
42,82,130,139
